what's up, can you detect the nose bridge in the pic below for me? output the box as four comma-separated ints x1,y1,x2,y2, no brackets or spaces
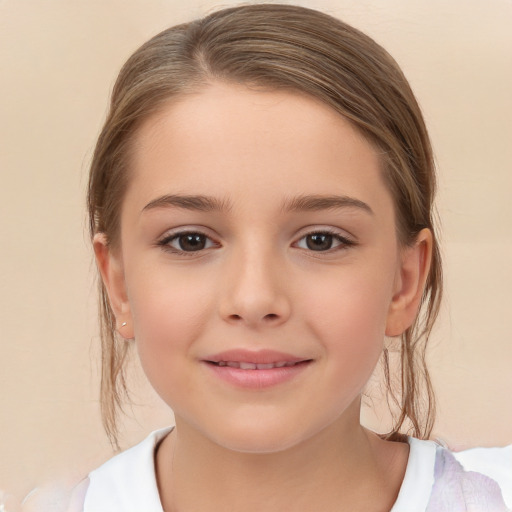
219,235,291,327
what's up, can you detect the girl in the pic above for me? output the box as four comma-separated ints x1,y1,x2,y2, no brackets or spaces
77,4,510,511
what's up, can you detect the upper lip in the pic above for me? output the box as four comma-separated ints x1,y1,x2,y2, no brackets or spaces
204,349,310,365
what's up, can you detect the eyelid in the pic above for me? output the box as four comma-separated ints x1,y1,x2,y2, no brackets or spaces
293,227,357,251
155,225,356,255
157,225,217,241
157,227,220,255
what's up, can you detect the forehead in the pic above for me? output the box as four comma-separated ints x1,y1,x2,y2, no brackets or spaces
125,82,392,216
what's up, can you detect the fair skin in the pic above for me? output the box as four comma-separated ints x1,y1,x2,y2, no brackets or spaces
95,82,432,511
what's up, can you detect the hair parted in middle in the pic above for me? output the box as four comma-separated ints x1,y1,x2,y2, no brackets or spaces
88,3,442,448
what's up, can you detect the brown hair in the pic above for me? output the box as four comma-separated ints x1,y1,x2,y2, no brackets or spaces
88,3,442,448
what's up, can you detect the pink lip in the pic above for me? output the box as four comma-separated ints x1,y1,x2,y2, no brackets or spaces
202,349,312,389
205,349,306,365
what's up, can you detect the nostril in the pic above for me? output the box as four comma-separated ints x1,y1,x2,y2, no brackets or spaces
264,313,279,321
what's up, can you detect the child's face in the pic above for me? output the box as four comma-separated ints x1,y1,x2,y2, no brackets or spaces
100,82,422,453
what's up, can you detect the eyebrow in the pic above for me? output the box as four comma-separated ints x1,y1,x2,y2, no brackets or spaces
282,194,374,215
142,193,373,215
142,194,232,213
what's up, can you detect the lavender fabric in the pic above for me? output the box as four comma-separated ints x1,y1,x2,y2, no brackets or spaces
426,446,510,512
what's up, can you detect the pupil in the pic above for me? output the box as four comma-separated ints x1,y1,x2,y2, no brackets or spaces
306,234,332,251
179,234,206,251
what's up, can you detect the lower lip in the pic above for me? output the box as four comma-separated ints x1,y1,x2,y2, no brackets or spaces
203,361,311,389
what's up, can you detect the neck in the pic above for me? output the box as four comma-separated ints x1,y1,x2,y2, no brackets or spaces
155,412,408,512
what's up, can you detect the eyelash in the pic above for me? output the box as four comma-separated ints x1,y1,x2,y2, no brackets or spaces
157,229,356,256
157,231,219,256
295,229,356,253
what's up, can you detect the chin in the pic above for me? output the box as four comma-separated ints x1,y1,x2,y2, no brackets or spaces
194,413,322,455
214,428,305,454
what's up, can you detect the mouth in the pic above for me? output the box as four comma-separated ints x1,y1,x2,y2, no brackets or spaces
203,350,313,388
204,349,311,368
207,360,307,370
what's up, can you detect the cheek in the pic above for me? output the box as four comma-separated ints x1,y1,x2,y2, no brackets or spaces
304,267,393,336
125,267,215,388
128,256,215,330
302,269,393,382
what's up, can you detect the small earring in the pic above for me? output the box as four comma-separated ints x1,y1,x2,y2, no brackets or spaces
121,322,127,327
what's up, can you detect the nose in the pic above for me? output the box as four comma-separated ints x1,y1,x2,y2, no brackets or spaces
218,244,292,328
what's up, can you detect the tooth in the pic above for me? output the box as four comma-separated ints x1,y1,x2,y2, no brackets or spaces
285,362,297,367
227,361,240,368
256,363,275,370
239,362,257,370
217,361,226,366
275,362,287,368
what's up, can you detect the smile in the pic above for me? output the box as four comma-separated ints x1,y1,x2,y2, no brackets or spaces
203,352,312,389
211,361,302,370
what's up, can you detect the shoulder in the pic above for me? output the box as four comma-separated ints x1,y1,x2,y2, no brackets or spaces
453,444,512,486
452,444,512,509
391,437,512,512
391,437,438,511
15,478,90,512
428,442,512,512
82,427,172,512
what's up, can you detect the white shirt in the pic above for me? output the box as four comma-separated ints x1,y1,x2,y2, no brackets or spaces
82,427,511,512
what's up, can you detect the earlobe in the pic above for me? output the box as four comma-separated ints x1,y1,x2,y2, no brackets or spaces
385,228,433,337
93,233,134,339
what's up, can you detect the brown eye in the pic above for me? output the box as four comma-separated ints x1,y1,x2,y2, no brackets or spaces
306,233,333,251
159,231,216,253
176,233,207,251
295,231,355,252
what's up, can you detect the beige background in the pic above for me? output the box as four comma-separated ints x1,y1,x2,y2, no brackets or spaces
1,0,511,503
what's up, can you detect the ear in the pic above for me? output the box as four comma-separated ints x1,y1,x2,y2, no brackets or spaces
93,233,134,340
385,228,433,337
